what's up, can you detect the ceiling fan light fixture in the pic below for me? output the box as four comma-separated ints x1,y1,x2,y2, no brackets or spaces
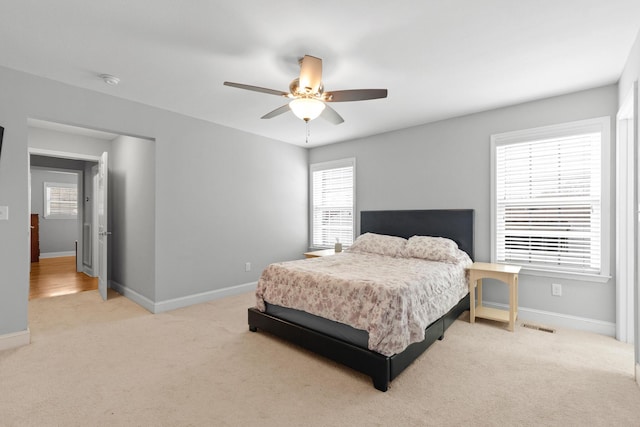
289,98,325,122
225,55,387,125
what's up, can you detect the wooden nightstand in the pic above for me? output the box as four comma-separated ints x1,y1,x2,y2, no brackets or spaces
304,248,336,258
468,262,521,332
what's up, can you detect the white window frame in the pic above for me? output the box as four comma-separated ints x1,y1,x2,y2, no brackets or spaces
490,117,611,282
310,158,356,249
44,181,78,219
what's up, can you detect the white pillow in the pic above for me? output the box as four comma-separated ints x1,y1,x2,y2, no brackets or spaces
403,235,461,263
348,233,407,257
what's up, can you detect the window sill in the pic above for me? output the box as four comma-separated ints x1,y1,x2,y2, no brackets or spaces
43,215,78,220
518,267,611,283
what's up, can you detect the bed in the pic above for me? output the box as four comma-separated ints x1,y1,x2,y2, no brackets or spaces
248,209,474,391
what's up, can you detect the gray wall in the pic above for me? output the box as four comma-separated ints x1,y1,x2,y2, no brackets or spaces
310,85,618,325
619,30,640,105
28,128,112,157
111,135,156,301
29,167,79,255
0,65,308,337
153,115,308,301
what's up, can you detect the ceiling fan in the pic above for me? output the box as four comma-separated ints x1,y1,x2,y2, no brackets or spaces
223,55,388,124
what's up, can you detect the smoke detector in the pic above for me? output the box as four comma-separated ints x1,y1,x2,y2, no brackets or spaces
99,74,120,86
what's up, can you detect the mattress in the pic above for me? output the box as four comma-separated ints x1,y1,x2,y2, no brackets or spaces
256,247,471,356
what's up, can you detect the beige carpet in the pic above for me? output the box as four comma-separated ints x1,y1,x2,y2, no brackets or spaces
1,289,639,426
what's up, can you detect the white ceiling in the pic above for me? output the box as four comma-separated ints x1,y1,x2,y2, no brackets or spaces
3,1,640,147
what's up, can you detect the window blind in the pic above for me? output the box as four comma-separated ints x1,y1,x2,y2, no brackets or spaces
310,159,355,248
495,132,602,274
45,182,78,218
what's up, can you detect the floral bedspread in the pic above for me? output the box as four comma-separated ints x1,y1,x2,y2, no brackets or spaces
255,252,471,356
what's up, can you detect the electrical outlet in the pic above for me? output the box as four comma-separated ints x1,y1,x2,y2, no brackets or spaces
245,262,251,272
552,283,562,297
0,206,8,220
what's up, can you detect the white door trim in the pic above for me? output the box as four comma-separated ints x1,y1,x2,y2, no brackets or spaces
28,148,100,162
616,83,637,344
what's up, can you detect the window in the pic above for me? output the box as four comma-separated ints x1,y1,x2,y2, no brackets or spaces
310,158,355,249
491,117,610,279
44,182,78,219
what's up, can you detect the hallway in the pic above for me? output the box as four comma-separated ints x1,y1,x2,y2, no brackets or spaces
30,256,97,299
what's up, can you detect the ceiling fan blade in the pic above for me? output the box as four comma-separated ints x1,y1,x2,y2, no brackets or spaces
320,104,344,125
324,89,388,102
298,55,322,94
261,104,291,119
224,81,289,97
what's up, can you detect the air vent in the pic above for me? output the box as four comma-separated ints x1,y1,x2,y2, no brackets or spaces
521,323,556,333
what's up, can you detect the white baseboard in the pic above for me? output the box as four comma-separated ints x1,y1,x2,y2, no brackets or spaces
109,280,156,313
110,280,258,314
153,281,258,313
0,329,31,351
39,251,75,259
482,301,616,336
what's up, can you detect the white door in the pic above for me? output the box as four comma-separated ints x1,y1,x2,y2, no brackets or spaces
97,152,109,301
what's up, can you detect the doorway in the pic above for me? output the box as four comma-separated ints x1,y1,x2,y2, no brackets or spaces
28,160,99,299
29,157,100,300
26,119,157,311
28,119,115,301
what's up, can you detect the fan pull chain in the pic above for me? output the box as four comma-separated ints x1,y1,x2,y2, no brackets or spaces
305,119,310,144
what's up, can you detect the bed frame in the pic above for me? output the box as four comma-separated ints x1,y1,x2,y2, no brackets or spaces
248,209,474,391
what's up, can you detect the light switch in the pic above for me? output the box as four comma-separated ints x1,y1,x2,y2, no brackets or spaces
0,206,8,220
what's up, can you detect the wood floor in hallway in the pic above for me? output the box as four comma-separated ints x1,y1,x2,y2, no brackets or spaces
30,256,98,300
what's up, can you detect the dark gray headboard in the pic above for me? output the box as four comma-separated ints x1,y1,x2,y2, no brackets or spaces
360,209,474,259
